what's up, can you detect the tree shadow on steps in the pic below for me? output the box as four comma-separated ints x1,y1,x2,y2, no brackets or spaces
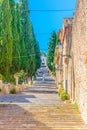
26,89,58,94
0,94,36,103
0,104,53,130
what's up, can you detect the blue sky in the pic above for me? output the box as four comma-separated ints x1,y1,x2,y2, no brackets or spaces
16,0,76,53
29,0,76,53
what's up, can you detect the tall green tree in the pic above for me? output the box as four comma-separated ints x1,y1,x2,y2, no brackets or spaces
18,0,28,71
28,23,41,77
27,23,36,78
0,0,41,82
34,41,41,71
0,0,3,62
19,0,41,78
9,0,20,74
47,31,56,71
0,0,13,80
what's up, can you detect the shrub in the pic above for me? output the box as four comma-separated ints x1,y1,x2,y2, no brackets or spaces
9,88,16,94
2,75,16,85
58,87,65,96
58,87,70,101
0,88,2,92
51,71,56,76
58,81,63,86
0,74,2,80
72,103,78,109
18,72,26,84
9,75,16,85
2,76,9,84
60,92,70,101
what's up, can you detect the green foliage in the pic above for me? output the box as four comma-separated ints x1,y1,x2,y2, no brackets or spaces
19,0,29,71
26,22,36,77
0,0,41,83
34,41,41,71
0,88,2,92
61,92,70,101
47,31,57,71
2,75,16,85
58,87,70,101
18,71,26,84
0,74,2,80
40,51,46,56
56,35,59,46
58,87,65,96
58,81,63,86
9,75,16,85
51,71,56,76
72,103,78,109
9,88,16,94
0,0,13,77
9,0,20,74
19,0,41,77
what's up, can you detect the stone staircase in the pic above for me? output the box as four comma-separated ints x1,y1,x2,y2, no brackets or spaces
0,76,87,130
0,103,87,130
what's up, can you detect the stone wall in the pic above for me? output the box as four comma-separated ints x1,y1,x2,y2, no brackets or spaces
62,18,73,94
72,0,87,124
54,18,73,92
54,45,63,88
0,80,31,94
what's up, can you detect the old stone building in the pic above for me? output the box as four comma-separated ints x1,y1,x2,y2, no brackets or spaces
54,18,73,92
62,18,73,96
54,0,87,124
72,0,87,123
54,30,63,87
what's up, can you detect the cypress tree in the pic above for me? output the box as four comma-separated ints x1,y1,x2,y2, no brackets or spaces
19,0,41,77
27,22,36,78
9,0,20,74
0,0,13,81
28,22,41,77
34,41,41,71
19,0,30,72
0,0,41,82
47,31,56,71
20,0,37,78
0,0,3,63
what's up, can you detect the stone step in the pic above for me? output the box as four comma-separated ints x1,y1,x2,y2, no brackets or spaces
0,77,87,129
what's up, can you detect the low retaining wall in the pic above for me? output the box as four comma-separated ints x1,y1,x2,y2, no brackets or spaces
0,80,32,94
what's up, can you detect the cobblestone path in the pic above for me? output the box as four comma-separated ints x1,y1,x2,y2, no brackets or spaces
0,76,87,130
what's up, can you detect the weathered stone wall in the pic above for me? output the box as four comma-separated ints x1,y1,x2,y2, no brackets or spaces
62,18,73,94
0,80,31,94
54,46,63,88
72,0,87,123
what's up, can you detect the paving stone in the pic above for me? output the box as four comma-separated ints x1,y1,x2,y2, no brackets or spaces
0,76,87,130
